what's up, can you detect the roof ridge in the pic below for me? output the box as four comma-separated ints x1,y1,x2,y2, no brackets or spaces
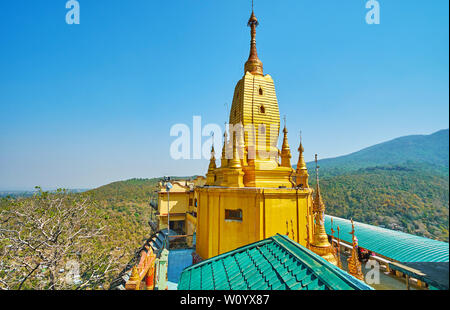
272,234,372,290
178,235,373,290
182,238,273,273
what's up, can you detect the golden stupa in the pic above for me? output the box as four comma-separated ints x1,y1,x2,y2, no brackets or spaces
192,8,317,260
154,6,342,269
347,219,365,281
308,155,338,266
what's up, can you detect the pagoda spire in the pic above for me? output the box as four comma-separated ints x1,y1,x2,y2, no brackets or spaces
207,142,216,172
280,116,292,168
244,1,264,75
309,154,338,266
330,218,342,269
313,154,325,213
295,131,309,187
347,219,364,281
206,140,217,186
228,134,242,169
221,131,228,168
336,225,343,269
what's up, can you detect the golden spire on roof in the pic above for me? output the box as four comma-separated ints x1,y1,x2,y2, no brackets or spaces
280,116,292,168
330,218,342,269
347,219,365,281
297,131,306,168
228,134,242,169
221,131,228,168
295,131,309,187
309,154,338,265
207,138,217,173
244,1,264,75
224,133,245,187
313,154,325,213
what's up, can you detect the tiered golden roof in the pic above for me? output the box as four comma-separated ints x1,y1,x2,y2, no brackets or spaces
202,9,302,189
194,4,315,260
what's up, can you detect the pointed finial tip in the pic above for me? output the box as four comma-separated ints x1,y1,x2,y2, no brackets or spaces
248,11,259,26
244,0,263,75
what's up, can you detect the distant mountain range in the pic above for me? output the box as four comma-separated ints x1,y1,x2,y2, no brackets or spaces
0,188,90,198
303,129,449,177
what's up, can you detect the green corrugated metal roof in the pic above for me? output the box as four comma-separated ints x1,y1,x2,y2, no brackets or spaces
178,234,372,290
325,215,449,263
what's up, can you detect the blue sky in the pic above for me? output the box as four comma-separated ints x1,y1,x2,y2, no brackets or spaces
0,0,448,190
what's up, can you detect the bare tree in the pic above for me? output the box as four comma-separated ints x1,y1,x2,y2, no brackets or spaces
0,188,123,290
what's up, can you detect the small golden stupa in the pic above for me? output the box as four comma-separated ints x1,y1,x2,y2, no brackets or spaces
347,219,365,281
295,132,309,188
309,155,338,266
336,224,343,269
330,219,342,269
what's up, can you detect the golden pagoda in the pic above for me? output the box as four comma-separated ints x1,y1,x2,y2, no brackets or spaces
308,154,338,265
347,219,365,281
192,7,314,260
206,8,297,188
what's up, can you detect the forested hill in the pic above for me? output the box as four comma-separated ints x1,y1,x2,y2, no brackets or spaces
305,129,449,177
87,178,161,203
301,129,449,242
86,176,199,203
79,129,448,251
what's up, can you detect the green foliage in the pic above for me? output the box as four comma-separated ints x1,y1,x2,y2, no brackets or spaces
311,166,449,241
299,129,449,242
306,129,449,177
